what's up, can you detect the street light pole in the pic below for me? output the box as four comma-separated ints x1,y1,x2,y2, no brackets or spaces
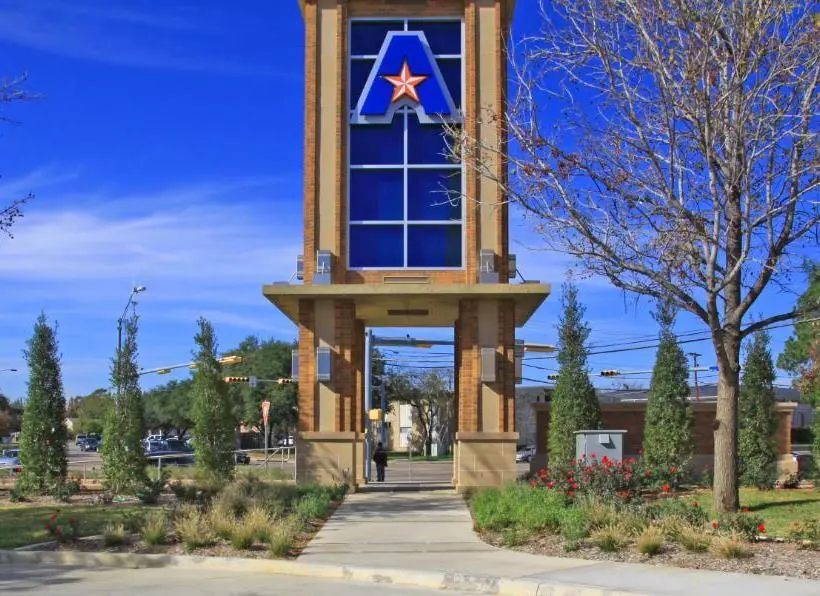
117,286,146,396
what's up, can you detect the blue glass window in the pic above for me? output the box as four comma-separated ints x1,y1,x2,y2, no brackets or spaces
407,21,461,55
349,225,404,268
348,19,464,269
437,59,462,109
407,225,461,267
351,21,402,55
408,169,462,221
350,170,403,221
350,119,403,165
350,59,374,107
408,118,457,165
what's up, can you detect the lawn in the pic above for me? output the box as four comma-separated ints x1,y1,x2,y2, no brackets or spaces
695,488,820,537
0,503,150,549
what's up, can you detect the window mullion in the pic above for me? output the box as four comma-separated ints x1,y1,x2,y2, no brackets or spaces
403,110,409,268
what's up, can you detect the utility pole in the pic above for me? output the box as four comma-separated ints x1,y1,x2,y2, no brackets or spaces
364,329,373,482
687,352,702,400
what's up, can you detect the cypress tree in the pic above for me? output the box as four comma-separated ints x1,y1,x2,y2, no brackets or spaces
548,282,601,466
101,313,147,493
191,317,235,481
739,330,779,488
19,314,68,494
643,302,693,473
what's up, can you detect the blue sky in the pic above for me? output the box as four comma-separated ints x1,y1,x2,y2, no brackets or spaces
0,0,806,400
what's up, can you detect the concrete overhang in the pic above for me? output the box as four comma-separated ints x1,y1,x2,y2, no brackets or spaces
263,282,550,327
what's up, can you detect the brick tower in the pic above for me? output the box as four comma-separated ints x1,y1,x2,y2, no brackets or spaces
264,0,550,489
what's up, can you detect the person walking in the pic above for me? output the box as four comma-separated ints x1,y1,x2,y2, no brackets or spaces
373,441,388,482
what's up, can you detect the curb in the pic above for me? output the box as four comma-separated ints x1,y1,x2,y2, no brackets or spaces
0,549,651,595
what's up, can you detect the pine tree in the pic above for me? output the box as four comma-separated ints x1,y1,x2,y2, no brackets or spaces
739,330,779,488
778,265,820,474
18,314,68,494
548,282,601,466
191,317,235,481
642,302,693,474
101,313,147,493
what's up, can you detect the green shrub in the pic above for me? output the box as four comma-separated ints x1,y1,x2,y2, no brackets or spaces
268,518,298,558
575,496,617,531
230,520,257,550
208,502,236,540
786,519,820,549
715,512,766,542
645,497,708,527
678,526,711,552
471,485,565,535
590,523,627,552
103,523,126,547
141,511,167,546
295,493,332,521
51,480,80,503
559,508,590,542
136,472,168,505
711,533,752,559
174,506,215,552
636,527,664,556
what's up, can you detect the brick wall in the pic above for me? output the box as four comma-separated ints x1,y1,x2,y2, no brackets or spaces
334,300,357,432
532,401,797,458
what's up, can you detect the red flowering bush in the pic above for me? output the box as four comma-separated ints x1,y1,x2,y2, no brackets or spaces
43,511,80,543
531,455,655,503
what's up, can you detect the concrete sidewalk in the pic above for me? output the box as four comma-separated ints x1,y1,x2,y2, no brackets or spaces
300,488,820,596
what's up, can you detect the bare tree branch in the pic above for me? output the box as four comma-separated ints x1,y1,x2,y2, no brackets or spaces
1,72,37,238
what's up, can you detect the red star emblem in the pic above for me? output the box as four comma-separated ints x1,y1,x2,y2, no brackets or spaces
383,61,428,104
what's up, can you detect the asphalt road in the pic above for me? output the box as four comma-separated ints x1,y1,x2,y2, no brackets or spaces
0,564,471,596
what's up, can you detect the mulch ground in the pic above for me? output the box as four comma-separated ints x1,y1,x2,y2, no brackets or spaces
481,532,820,580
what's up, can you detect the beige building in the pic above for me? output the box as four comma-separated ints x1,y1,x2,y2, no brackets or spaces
264,0,550,490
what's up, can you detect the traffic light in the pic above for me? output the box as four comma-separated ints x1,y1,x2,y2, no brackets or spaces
224,376,250,384
219,355,244,365
547,374,559,381
600,370,621,377
277,378,296,385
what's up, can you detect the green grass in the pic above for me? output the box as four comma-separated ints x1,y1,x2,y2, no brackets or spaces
0,504,151,549
695,488,820,537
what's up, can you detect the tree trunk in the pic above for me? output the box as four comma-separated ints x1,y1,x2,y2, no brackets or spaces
713,344,741,512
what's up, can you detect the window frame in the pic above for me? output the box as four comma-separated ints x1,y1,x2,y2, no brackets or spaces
347,16,466,271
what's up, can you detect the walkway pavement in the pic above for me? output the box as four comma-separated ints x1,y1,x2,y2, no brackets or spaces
300,487,820,596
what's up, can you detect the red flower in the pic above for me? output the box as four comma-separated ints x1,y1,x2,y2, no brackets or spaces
757,524,766,533
44,523,52,531
590,452,597,459
670,466,678,473
645,470,652,477
627,457,636,464
547,481,555,489
567,490,575,498
693,501,699,508
661,484,670,493
49,514,57,522
741,506,750,512
69,518,77,525
638,448,644,455
572,482,579,490
601,455,610,464
529,479,537,488
712,521,719,529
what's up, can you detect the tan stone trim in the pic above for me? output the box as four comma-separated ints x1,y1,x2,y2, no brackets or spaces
335,1,348,283
303,2,319,283
456,431,519,441
347,0,463,18
464,1,479,283
345,270,467,284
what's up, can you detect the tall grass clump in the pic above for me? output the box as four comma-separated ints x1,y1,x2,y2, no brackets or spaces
471,485,565,535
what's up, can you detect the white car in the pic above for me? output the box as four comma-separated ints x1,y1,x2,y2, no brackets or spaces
515,446,536,463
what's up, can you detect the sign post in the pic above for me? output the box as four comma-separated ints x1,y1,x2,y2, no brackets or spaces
261,400,271,469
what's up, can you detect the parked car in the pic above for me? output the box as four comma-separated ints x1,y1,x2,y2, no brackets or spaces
0,455,22,473
515,446,536,463
80,438,100,452
75,434,87,446
792,451,814,479
235,451,251,465
1,449,20,459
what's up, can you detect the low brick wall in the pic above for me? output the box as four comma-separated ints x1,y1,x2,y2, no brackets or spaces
531,400,797,464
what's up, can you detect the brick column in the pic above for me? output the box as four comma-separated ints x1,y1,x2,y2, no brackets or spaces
334,300,357,432
456,299,480,432
297,299,317,432
498,299,516,433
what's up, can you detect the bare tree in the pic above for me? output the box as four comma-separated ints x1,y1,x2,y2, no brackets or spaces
1,73,35,238
453,1,819,511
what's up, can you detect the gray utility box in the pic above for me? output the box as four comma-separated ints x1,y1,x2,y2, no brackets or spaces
575,430,627,462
